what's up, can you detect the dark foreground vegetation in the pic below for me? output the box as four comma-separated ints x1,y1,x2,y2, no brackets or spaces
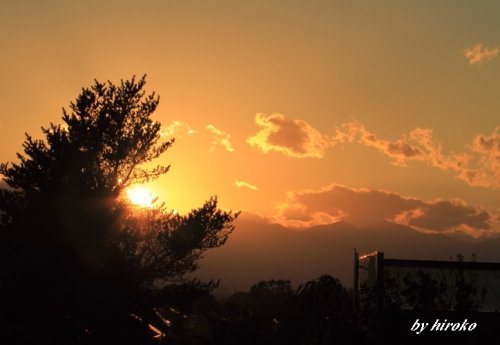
134,275,359,345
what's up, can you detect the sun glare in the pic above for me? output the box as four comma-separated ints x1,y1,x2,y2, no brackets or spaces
126,185,155,208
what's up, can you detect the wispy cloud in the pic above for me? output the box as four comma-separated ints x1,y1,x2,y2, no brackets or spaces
463,43,499,64
334,121,426,166
337,122,499,188
161,121,197,138
247,113,331,158
206,125,235,152
275,184,497,237
234,180,258,191
335,121,468,169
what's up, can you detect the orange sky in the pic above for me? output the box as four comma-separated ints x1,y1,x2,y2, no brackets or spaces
0,1,499,238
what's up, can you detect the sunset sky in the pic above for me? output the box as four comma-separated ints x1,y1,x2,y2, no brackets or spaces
1,1,499,238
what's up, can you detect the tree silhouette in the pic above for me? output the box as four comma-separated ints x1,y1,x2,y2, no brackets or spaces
216,276,358,345
0,76,238,344
293,275,355,345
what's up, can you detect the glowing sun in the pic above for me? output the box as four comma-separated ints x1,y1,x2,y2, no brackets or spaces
126,185,155,208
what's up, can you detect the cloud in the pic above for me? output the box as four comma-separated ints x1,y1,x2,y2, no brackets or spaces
161,121,197,138
346,124,499,188
473,127,500,154
234,180,258,191
206,125,235,152
331,121,497,188
276,184,498,236
336,121,426,166
247,113,332,158
459,127,500,188
247,114,463,166
277,184,422,228
463,43,499,64
248,114,498,188
334,122,467,169
398,199,492,232
161,121,236,152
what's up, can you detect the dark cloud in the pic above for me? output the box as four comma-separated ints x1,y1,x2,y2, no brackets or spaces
474,127,500,153
406,200,492,231
277,184,423,228
276,184,497,236
386,141,422,158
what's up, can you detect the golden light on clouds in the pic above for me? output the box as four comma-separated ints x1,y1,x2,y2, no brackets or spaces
206,125,235,152
234,180,258,190
275,184,496,237
245,114,498,188
463,43,499,64
160,121,197,139
247,113,331,158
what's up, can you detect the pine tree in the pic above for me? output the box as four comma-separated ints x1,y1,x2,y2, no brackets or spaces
0,76,238,344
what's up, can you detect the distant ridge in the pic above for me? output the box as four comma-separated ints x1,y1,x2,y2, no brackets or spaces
195,212,500,294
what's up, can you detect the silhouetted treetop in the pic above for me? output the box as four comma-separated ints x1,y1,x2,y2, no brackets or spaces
1,75,172,198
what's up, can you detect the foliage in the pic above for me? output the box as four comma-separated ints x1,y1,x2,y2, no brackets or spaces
401,270,448,311
359,268,488,314
214,276,357,345
454,270,487,312
250,279,294,299
293,275,356,345
0,76,238,344
1,76,171,200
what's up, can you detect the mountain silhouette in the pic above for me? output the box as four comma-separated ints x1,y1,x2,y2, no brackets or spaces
195,212,500,295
